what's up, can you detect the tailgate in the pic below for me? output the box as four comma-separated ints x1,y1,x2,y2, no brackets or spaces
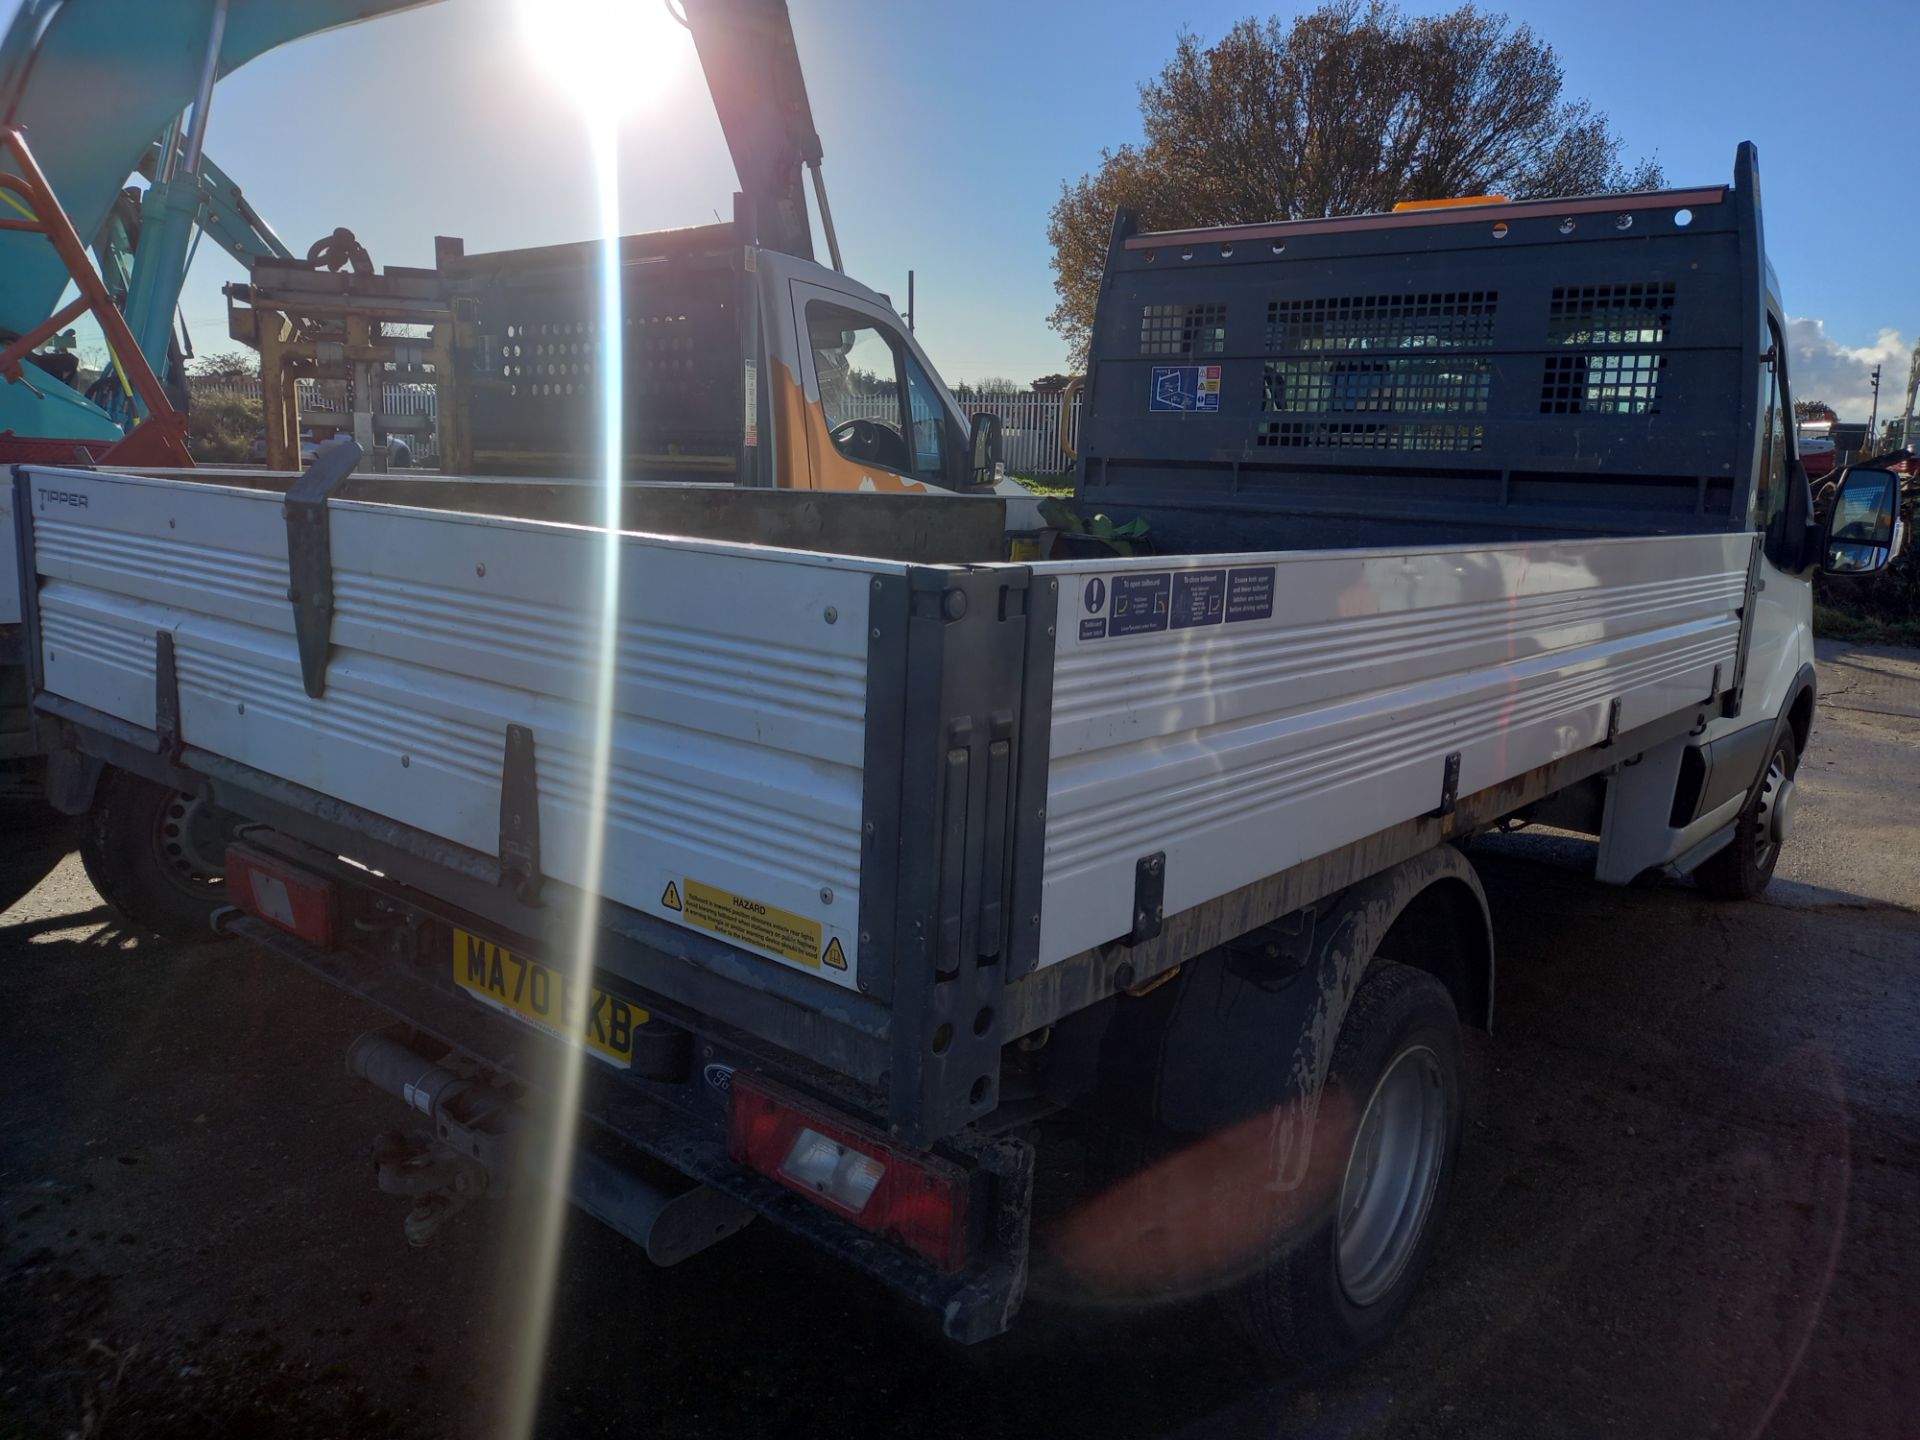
14,464,1055,1142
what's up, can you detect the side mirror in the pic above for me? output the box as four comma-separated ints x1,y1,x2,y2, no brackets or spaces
968,411,1004,489
1819,466,1904,576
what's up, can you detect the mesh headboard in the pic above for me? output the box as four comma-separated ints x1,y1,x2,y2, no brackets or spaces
451,226,742,480
1079,151,1767,540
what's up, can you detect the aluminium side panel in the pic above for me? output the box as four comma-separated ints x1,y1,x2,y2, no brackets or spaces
21,464,896,992
1033,532,1752,965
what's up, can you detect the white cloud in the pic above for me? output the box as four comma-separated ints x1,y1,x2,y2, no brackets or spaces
1785,317,1913,427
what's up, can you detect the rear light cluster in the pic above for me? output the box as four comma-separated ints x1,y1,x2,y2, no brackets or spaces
727,1072,970,1272
225,843,338,947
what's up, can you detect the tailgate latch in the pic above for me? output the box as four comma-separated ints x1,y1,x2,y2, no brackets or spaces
282,436,362,699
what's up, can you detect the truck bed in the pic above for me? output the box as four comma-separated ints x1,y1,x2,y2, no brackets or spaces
10,461,1753,1135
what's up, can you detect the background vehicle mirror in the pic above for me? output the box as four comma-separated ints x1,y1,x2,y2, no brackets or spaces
968,411,1004,488
1820,467,1904,576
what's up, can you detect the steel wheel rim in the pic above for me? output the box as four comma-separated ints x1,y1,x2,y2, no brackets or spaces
154,791,227,896
1335,1043,1447,1308
1752,751,1791,868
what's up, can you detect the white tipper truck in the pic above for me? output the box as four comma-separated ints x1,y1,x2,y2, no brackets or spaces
3,135,1905,1360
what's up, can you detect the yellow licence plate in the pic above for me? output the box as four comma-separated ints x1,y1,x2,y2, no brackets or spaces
451,928,643,1070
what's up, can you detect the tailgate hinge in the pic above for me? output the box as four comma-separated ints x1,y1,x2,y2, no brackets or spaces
283,437,363,699
498,723,543,904
153,629,181,758
1129,851,1166,944
1429,750,1462,817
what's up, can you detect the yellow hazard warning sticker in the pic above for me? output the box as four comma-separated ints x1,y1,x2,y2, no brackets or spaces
660,881,682,912
679,878,824,971
821,936,847,970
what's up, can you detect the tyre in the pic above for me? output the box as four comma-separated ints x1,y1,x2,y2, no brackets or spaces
1217,961,1463,1368
79,767,234,942
1693,731,1796,901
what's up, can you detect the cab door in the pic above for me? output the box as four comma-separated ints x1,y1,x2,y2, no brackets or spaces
1743,310,1815,722
787,280,958,493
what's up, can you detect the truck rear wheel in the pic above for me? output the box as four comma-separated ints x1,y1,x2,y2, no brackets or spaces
1693,732,1796,901
79,767,232,943
1218,961,1463,1368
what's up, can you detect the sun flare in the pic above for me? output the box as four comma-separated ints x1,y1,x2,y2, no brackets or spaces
519,0,692,122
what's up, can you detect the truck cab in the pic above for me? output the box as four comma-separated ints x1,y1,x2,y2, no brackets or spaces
770,257,981,496
402,226,990,497
1068,142,1837,899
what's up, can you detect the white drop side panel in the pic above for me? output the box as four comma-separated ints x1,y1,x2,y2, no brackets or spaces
1036,533,1753,966
24,467,889,990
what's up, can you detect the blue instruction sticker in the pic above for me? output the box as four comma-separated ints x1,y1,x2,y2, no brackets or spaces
1149,365,1222,413
1225,566,1275,623
1079,617,1108,641
1170,569,1226,629
1109,572,1172,637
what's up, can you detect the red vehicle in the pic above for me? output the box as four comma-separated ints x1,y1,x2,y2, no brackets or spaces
1798,421,1837,479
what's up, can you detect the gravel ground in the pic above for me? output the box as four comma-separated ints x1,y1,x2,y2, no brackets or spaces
3,641,1917,1439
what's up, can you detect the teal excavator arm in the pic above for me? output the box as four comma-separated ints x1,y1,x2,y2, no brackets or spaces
0,0,436,449
81,142,298,424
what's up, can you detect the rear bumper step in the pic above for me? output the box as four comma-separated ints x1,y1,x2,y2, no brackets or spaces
213,909,1032,1342
345,1026,755,1266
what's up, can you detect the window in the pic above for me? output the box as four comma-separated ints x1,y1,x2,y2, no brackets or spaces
903,351,948,485
806,301,912,475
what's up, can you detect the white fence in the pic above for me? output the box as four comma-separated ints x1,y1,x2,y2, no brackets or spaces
188,379,1082,477
844,390,1082,476
188,376,438,416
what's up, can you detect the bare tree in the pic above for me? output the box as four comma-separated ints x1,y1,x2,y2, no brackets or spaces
186,348,261,380
956,376,1026,396
1048,2,1662,363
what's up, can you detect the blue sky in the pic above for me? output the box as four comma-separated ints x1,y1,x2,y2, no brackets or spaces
16,0,1920,419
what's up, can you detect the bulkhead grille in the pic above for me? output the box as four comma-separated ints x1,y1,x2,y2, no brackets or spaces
1256,420,1486,452
1546,282,1674,346
1263,356,1493,415
1264,292,1498,352
1539,282,1676,415
1140,303,1227,356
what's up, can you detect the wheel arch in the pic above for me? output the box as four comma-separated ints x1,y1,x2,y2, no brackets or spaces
1368,861,1494,1035
1093,845,1492,1186
1782,663,1817,758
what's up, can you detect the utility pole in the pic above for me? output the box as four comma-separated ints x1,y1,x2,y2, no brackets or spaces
1902,338,1920,451
1867,363,1881,448
906,270,915,333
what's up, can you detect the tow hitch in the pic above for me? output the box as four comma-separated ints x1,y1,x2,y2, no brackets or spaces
371,1130,490,1246
345,1026,754,1262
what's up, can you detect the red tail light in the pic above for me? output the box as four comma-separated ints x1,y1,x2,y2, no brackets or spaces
225,843,337,948
727,1073,971,1272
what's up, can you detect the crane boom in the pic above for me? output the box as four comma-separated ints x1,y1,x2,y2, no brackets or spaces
679,0,831,265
